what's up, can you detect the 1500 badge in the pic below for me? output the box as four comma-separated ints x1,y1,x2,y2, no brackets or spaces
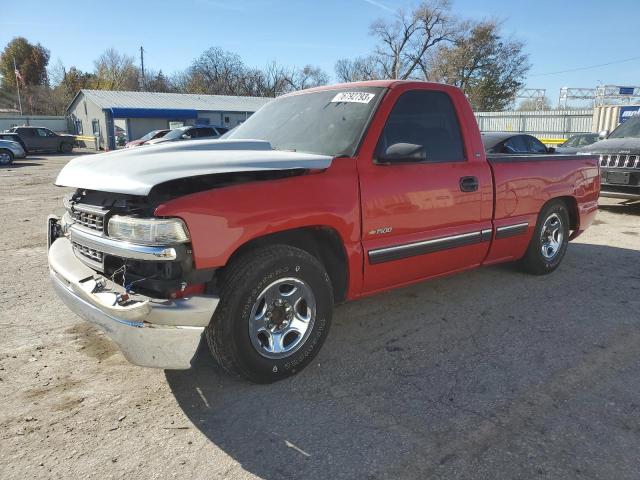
369,227,393,235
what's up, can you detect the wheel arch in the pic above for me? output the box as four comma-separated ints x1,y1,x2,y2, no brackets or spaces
547,195,579,232
0,148,14,162
220,226,349,303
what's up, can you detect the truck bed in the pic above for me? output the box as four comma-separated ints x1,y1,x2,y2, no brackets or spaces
483,153,600,265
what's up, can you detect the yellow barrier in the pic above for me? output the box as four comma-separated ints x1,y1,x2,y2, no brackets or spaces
539,138,566,145
74,135,96,142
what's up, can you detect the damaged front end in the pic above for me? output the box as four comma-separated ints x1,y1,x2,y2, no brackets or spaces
47,189,219,369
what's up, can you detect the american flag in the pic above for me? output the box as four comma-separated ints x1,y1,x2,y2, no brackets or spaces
14,67,23,83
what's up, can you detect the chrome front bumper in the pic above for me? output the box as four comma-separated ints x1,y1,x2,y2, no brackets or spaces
48,237,219,369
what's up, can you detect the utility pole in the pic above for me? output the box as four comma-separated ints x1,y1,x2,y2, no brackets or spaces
140,46,145,90
13,57,23,115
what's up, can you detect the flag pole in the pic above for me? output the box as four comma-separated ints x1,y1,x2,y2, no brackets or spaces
13,57,23,115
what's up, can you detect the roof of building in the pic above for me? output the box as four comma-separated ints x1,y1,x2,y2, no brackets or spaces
70,89,272,113
0,108,21,116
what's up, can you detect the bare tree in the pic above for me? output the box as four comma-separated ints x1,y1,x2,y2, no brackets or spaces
335,56,381,82
254,62,295,97
178,50,329,98
142,69,174,92
188,47,247,95
287,65,329,91
93,48,139,90
370,0,456,80
517,97,551,111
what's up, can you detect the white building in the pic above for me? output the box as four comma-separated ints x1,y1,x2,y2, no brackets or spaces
67,89,272,150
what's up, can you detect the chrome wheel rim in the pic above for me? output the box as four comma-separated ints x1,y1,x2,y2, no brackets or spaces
249,277,316,359
0,152,10,164
540,213,563,260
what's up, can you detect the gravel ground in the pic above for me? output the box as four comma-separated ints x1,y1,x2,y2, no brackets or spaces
1,153,639,480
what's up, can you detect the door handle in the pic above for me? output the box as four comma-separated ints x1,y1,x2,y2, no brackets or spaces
459,176,479,192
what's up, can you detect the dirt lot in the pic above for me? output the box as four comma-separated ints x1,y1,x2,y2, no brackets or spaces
0,153,639,480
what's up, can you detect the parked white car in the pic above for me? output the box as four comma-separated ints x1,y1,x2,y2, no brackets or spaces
144,125,228,145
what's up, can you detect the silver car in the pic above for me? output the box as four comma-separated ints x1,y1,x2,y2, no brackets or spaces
555,133,599,154
0,139,26,166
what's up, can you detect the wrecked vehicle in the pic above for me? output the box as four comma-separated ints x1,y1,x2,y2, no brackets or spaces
48,81,600,383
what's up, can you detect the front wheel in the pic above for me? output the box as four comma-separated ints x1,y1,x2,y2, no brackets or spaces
0,149,14,166
519,200,570,275
60,142,73,153
206,245,333,383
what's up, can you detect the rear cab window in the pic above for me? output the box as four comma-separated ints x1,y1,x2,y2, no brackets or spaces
16,127,34,136
376,90,465,163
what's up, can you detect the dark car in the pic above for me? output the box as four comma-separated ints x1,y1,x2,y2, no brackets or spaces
580,117,640,200
8,126,75,153
144,125,228,145
125,129,169,148
555,133,599,154
482,132,553,154
0,132,28,154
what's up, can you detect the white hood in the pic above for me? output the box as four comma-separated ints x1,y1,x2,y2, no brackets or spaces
55,139,333,196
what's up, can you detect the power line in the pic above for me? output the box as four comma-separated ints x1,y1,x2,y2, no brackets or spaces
529,56,640,77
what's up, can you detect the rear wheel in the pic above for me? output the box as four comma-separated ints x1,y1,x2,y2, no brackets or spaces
0,149,14,166
60,142,73,153
520,200,570,275
205,245,333,383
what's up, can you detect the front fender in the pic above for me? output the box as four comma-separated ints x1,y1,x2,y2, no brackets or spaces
154,160,361,271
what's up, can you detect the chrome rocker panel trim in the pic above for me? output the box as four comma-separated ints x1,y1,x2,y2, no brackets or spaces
368,230,490,264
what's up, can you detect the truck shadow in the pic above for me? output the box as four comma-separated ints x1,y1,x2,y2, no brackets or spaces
599,200,640,216
165,242,640,479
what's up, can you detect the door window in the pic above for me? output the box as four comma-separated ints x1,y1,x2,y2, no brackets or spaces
196,127,216,137
562,136,579,147
37,128,54,137
377,90,465,162
577,134,598,146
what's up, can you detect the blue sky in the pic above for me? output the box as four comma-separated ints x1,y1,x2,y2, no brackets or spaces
2,0,640,106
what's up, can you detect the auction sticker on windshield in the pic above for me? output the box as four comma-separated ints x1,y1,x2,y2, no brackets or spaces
331,92,376,104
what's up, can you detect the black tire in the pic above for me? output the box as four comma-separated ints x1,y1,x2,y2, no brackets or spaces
520,200,570,275
60,142,73,153
206,245,333,383
0,149,14,166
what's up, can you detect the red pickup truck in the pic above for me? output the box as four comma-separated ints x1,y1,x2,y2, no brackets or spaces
48,81,599,383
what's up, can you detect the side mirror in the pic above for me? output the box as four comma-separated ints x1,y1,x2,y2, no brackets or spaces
377,143,426,163
598,129,609,140
547,147,556,153
181,133,191,139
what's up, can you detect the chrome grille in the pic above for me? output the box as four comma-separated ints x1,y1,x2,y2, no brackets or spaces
70,209,105,231
600,154,640,169
72,242,104,263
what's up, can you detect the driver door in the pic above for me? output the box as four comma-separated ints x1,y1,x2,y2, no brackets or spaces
358,87,493,292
